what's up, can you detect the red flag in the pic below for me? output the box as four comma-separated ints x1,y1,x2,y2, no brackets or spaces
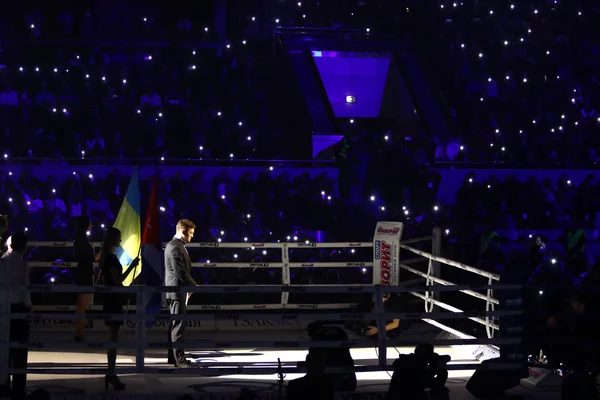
142,177,163,327
142,177,160,245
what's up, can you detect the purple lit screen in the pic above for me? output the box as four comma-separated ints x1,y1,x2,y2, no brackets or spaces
312,51,391,118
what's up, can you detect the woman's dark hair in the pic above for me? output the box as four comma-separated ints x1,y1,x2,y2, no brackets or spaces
10,232,27,253
99,227,121,267
74,216,90,237
0,215,7,231
306,321,323,337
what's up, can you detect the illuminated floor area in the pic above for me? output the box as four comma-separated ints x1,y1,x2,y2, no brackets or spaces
23,330,562,399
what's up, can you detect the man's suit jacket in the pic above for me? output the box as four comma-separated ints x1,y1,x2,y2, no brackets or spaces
164,236,197,301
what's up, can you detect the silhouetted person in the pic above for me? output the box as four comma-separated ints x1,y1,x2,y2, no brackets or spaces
387,343,450,400
99,227,138,391
164,219,198,367
3,233,30,399
306,321,356,391
0,215,9,257
352,292,404,338
287,354,334,400
528,235,546,272
73,216,100,342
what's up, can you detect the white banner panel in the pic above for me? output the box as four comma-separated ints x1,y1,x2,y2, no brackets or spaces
373,221,403,287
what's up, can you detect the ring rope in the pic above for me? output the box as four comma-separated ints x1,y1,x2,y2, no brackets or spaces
485,276,496,339
400,244,500,281
11,232,507,381
424,258,435,313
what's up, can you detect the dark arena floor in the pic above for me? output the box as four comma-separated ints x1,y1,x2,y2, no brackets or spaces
21,324,561,399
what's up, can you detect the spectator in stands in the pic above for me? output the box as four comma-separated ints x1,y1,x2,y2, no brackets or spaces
99,227,138,391
85,128,106,158
0,84,18,107
305,321,356,391
140,88,162,108
581,261,600,312
527,255,572,344
34,82,55,107
565,222,587,277
73,216,100,342
528,235,547,272
2,232,30,399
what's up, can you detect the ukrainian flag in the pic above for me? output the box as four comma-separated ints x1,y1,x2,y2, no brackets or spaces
113,169,141,286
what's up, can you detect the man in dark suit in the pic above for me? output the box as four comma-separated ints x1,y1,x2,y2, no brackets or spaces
164,219,198,367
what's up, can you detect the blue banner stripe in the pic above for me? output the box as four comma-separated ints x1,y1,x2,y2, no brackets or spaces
116,247,133,267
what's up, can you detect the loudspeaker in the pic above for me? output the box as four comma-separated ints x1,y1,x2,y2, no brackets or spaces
561,372,597,400
522,366,563,388
466,358,523,398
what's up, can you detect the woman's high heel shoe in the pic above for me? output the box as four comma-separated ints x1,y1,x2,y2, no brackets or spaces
104,374,126,391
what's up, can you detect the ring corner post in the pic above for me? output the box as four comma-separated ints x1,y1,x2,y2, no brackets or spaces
431,227,443,311
372,221,404,371
280,243,290,306
374,285,387,370
372,221,404,287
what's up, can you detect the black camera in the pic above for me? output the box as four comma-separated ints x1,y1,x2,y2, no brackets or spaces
388,347,451,398
427,353,451,370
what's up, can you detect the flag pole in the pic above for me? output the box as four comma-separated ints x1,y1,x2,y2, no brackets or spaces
131,244,143,286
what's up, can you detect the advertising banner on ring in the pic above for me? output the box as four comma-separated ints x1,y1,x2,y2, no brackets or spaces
372,221,403,287
28,317,305,332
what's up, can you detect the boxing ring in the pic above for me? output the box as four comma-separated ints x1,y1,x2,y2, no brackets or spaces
0,222,544,399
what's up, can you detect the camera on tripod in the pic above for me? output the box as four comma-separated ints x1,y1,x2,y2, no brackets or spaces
387,343,451,398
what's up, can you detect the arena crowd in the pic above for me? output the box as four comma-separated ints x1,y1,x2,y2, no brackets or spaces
0,0,598,398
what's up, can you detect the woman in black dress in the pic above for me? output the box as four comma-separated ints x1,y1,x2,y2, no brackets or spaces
0,214,10,256
99,227,138,391
73,216,99,341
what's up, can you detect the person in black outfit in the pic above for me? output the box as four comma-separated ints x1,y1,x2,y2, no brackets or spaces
287,353,334,400
305,321,357,391
73,216,100,342
387,343,450,400
164,219,198,367
98,227,138,391
0,215,10,257
546,294,593,368
528,235,546,272
353,292,405,338
2,232,30,400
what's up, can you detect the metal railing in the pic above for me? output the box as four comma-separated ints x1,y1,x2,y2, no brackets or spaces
0,283,524,381
27,232,437,312
0,223,518,384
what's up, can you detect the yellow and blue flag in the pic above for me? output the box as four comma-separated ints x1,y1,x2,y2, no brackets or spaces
114,168,141,286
